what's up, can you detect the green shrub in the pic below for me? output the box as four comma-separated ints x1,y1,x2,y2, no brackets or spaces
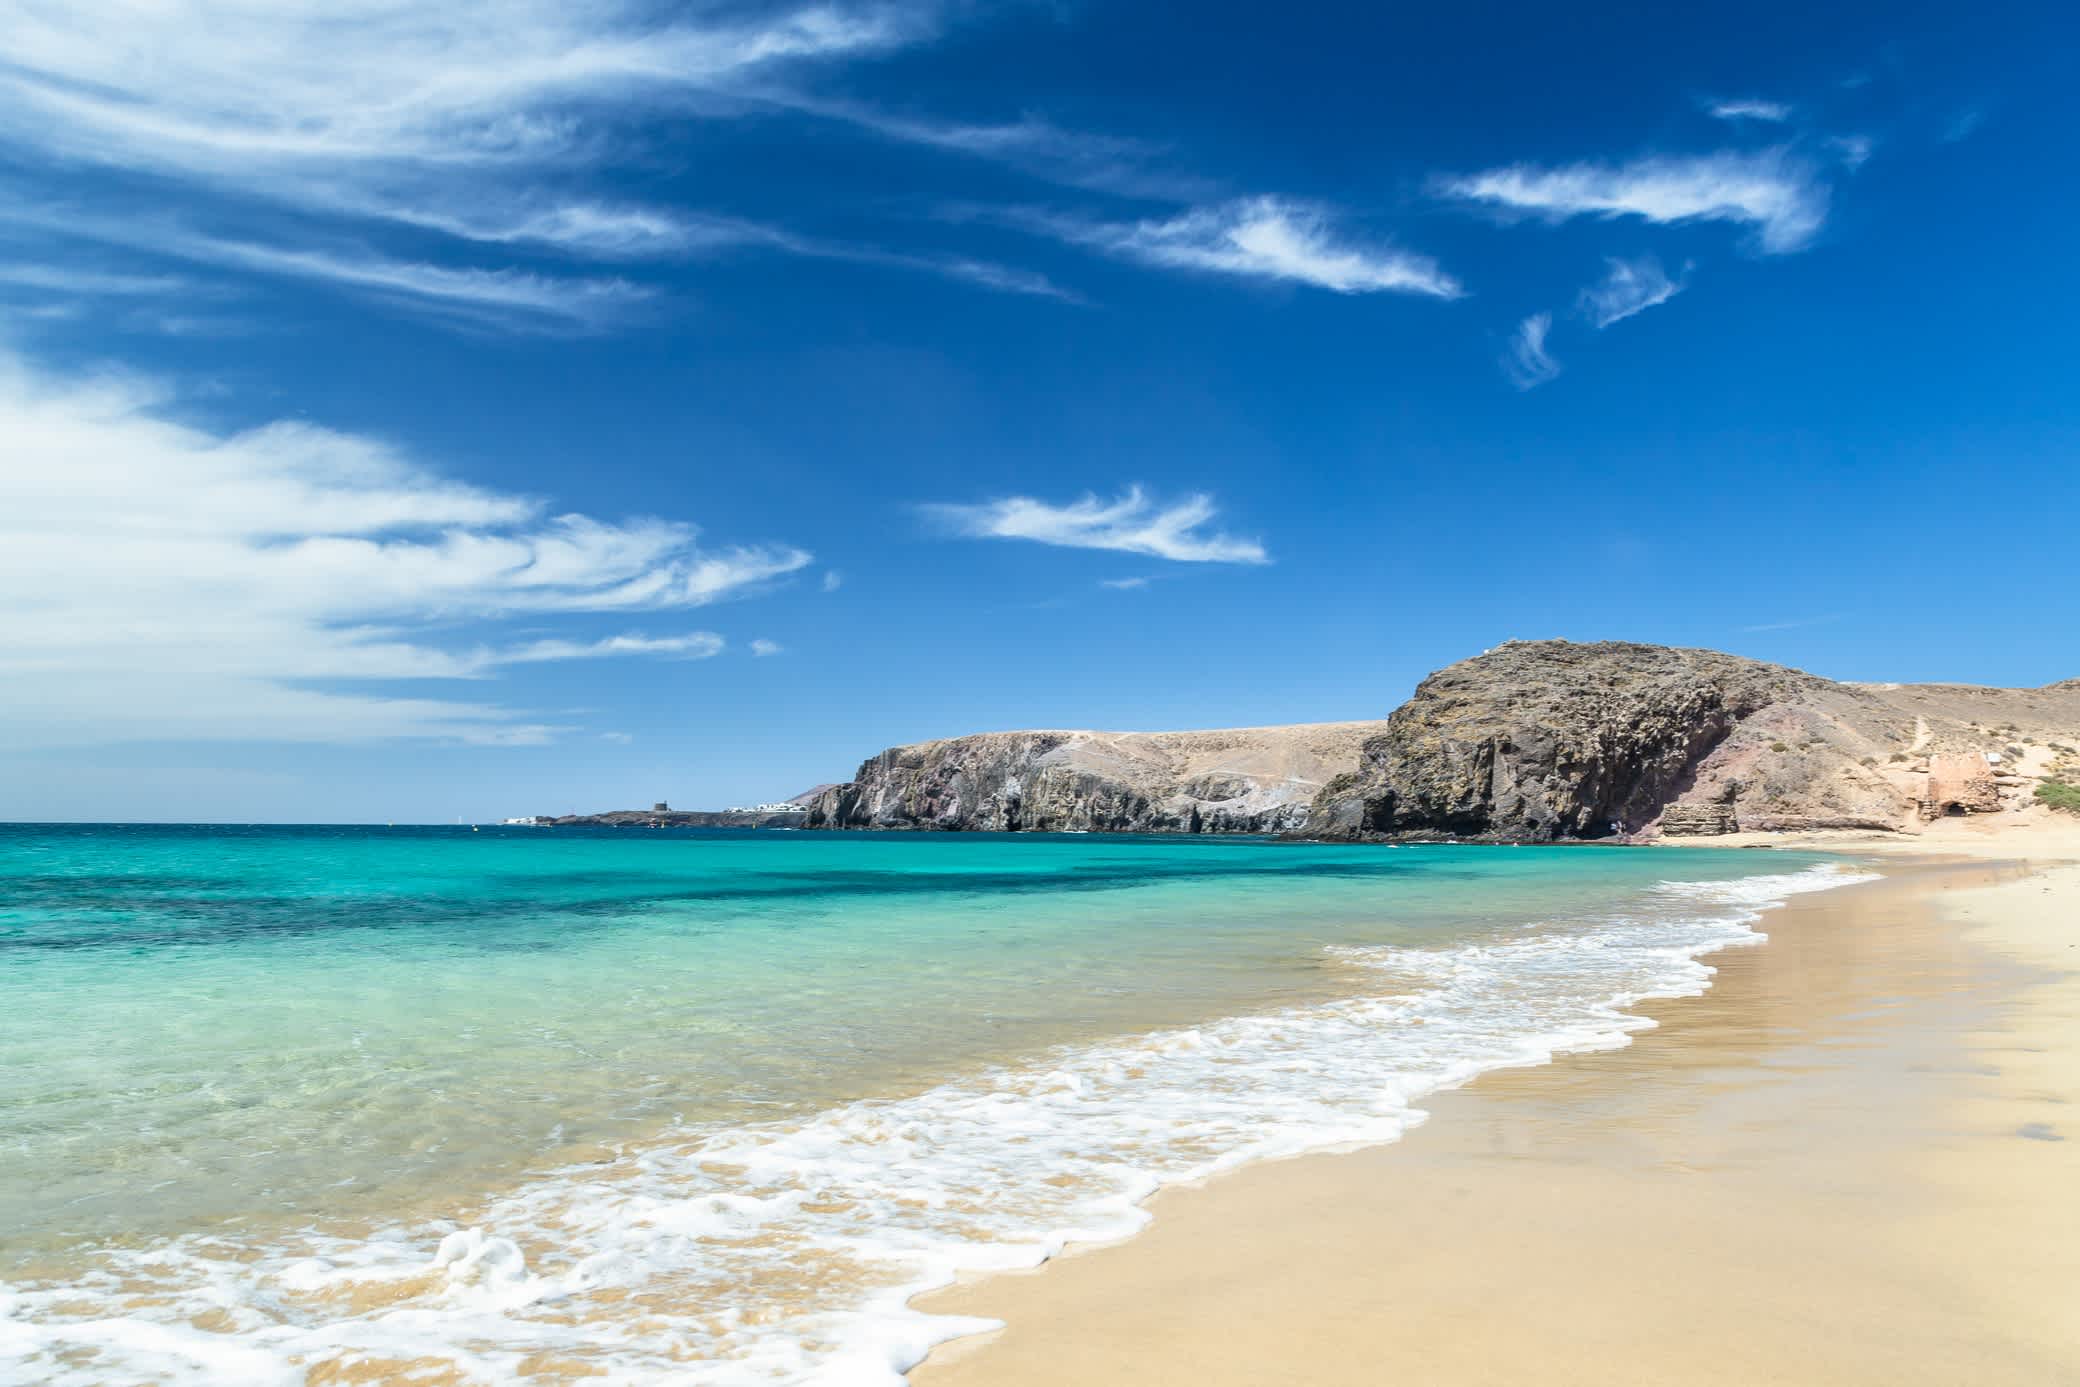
2037,780,2080,815
1888,752,1909,763
1769,741,1791,753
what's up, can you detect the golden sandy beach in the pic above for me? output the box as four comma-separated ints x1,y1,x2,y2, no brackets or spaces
912,814,2080,1385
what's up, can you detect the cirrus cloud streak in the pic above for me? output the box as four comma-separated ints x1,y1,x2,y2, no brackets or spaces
1438,148,1831,253
1577,255,1686,329
927,487,1269,563
1018,197,1461,297
1501,312,1560,390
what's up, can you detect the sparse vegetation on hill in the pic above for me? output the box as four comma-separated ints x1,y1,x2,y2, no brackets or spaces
806,644,2080,841
2039,743,2080,814
1304,642,2080,841
2037,779,2080,814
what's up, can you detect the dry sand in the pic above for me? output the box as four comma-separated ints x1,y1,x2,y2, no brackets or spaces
911,813,2080,1385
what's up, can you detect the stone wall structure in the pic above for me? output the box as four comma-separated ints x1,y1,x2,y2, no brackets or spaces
1922,753,2001,819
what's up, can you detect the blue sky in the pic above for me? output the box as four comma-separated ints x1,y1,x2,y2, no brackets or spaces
2,0,2075,822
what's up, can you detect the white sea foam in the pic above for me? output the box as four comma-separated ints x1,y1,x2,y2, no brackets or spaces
1,863,1875,1386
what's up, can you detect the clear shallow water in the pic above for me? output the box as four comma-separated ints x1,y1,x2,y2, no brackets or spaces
0,824,1870,1384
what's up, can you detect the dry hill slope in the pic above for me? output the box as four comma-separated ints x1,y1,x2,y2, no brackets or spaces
1304,640,2080,840
801,641,2080,841
801,722,1388,833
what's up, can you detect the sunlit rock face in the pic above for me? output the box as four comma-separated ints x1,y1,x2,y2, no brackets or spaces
802,723,1388,834
1305,640,2080,841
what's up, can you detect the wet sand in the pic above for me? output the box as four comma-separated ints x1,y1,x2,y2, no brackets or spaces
912,837,2080,1385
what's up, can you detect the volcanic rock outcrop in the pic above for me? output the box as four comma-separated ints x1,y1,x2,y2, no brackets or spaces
1302,640,2080,841
801,641,2080,840
800,723,1387,833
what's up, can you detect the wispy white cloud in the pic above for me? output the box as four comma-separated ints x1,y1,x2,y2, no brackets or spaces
391,202,1071,298
1021,197,1461,297
914,256,1075,300
0,2,1016,321
487,632,726,666
0,2,928,182
750,638,784,656
0,263,190,296
380,201,734,258
128,311,264,339
192,235,654,329
0,204,653,330
821,570,844,592
1100,576,1150,590
1438,148,1831,254
0,349,809,745
1576,255,1686,329
1740,613,1845,633
783,101,1211,199
1827,134,1876,170
1706,98,1793,123
601,730,635,744
721,219,1074,298
1502,312,1560,390
928,487,1269,564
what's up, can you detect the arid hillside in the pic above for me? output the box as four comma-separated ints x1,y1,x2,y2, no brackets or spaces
801,722,1388,833
1305,641,2080,840
803,641,2080,841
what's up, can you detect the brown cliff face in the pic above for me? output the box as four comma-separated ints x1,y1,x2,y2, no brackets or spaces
1302,640,2080,841
801,642,2080,840
800,723,1387,834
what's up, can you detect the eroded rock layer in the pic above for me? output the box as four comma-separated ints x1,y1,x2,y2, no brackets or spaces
1302,640,2080,841
800,641,2080,840
800,723,1388,834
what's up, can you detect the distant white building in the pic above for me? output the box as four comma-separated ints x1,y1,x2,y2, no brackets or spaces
728,802,808,814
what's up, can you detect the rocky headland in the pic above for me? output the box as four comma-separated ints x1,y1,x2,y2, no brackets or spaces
800,723,1388,834
801,641,2080,842
544,807,809,829
1302,640,2080,840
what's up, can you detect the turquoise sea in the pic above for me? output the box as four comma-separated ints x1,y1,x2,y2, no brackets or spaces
0,824,1869,1384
